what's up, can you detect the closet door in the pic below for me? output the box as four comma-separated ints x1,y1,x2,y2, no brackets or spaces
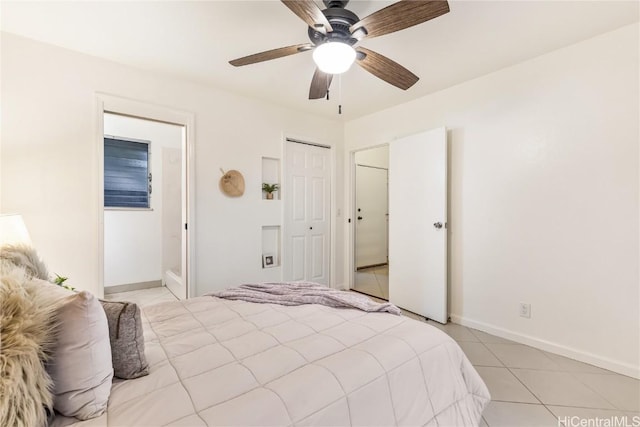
389,128,447,322
283,140,331,285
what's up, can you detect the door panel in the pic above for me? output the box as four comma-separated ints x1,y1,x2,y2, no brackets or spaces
291,236,306,281
310,234,325,280
312,153,325,169
389,127,447,323
292,176,306,221
355,165,388,268
292,150,306,168
311,178,326,221
284,141,331,285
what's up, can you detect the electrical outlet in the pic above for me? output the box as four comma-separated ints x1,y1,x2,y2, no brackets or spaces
519,303,531,318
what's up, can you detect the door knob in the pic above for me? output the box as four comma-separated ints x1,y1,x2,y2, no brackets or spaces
357,216,363,220
433,222,443,229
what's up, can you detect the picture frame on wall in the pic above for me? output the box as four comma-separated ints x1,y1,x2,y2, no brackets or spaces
263,253,275,268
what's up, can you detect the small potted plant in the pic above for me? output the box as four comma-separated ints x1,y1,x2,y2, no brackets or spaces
53,273,75,291
262,183,279,200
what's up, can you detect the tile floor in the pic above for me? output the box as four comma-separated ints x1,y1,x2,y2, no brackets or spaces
420,320,640,426
104,285,178,307
353,265,389,300
107,286,640,427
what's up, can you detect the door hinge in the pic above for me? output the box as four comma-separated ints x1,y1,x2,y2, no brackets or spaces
185,223,188,230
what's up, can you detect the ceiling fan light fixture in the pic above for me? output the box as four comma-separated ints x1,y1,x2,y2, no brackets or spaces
312,41,356,75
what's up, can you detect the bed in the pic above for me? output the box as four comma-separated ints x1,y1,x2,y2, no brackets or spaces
51,294,490,426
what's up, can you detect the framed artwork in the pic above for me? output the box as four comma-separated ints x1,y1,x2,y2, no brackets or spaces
263,253,276,268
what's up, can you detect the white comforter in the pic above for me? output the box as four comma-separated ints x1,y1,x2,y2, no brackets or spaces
53,296,490,426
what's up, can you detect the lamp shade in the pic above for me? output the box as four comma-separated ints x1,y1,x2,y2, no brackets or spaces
312,42,356,75
0,214,32,246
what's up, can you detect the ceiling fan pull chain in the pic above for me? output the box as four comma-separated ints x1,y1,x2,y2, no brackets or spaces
338,74,343,115
326,73,330,101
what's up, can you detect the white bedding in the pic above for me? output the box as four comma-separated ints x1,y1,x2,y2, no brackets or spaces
52,296,490,426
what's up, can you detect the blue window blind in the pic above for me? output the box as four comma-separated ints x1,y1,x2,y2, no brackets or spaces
104,137,150,208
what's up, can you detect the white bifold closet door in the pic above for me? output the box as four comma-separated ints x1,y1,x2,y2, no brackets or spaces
388,127,448,323
283,140,331,285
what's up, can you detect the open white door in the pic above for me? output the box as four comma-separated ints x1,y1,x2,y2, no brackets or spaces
389,128,447,323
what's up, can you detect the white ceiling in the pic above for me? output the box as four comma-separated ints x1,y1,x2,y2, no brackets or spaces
2,1,638,120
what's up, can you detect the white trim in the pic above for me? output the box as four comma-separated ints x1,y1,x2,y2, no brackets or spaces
104,134,151,145
348,150,356,290
95,93,196,299
450,314,640,379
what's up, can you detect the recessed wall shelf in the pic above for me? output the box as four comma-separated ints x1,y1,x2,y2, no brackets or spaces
261,157,280,200
261,225,280,268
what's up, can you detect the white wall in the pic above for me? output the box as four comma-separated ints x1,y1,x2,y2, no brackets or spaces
344,24,639,377
103,113,182,287
0,32,344,297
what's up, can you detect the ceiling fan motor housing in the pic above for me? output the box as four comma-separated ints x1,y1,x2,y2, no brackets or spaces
323,0,350,9
308,4,360,46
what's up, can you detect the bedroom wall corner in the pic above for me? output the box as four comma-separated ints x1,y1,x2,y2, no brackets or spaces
343,23,640,377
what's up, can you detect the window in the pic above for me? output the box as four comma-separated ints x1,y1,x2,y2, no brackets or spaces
104,137,151,208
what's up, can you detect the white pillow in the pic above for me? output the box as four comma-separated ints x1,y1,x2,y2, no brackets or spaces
46,288,113,420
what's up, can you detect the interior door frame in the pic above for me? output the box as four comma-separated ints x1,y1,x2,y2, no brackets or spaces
348,143,389,290
95,94,196,299
282,136,335,287
355,164,389,269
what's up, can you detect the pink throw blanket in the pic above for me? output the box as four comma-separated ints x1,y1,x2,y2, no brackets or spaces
209,281,401,315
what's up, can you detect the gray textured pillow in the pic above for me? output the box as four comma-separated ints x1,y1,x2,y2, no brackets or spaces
99,300,149,379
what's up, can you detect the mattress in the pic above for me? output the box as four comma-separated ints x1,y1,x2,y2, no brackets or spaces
52,295,490,426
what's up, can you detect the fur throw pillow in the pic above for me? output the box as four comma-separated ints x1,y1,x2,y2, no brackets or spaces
0,261,57,426
0,244,49,281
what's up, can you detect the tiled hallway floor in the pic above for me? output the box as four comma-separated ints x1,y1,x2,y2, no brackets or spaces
104,285,178,307
353,265,389,300
108,286,640,427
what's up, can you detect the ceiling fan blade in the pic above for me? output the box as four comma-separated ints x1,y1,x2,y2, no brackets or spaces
281,0,333,33
356,47,418,90
229,43,313,67
350,0,449,40
309,68,334,99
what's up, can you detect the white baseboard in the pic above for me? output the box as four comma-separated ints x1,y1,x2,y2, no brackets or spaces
450,314,640,379
104,280,163,295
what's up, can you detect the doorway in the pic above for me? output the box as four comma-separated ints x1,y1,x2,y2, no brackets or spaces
282,139,331,285
349,128,448,322
102,113,187,299
352,145,389,300
96,94,195,301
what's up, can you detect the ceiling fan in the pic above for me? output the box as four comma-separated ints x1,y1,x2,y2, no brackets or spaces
229,0,450,100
